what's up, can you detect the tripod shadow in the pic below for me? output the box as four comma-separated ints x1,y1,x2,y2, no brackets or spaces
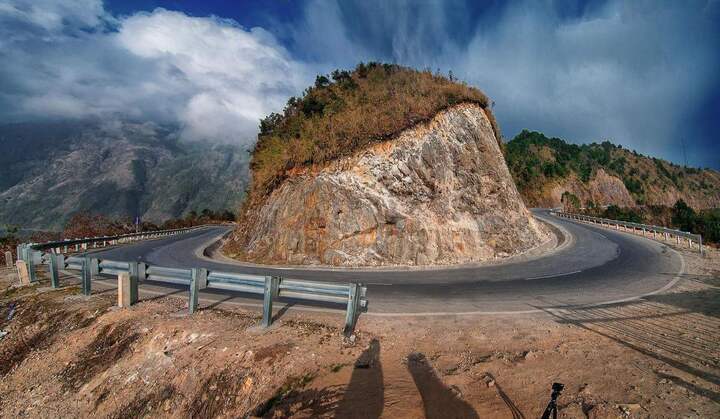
482,373,525,419
406,352,479,419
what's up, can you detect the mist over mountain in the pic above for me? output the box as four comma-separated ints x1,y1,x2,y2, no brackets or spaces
0,120,249,230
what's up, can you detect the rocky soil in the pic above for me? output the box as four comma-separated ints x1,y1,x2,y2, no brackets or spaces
229,104,549,266
544,168,636,209
0,242,718,418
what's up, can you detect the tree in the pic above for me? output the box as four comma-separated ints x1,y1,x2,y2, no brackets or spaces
672,199,696,231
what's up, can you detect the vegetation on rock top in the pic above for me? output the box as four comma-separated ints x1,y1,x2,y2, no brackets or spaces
247,63,498,209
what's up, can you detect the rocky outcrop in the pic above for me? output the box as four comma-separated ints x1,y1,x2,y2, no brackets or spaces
543,169,636,208
230,104,549,266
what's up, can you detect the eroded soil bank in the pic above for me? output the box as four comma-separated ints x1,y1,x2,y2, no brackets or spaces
0,245,718,418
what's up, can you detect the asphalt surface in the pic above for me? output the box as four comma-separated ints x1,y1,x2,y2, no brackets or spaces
83,211,684,315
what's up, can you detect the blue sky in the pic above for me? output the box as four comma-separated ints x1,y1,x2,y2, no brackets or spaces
1,0,719,168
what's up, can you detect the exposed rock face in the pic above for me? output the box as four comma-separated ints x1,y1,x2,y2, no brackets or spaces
545,169,636,208
233,104,549,266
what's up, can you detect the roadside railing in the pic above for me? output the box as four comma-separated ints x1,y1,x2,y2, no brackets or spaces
14,225,208,283
16,237,369,335
552,210,703,254
20,225,206,255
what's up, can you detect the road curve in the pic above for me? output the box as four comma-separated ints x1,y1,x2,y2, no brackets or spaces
86,211,684,315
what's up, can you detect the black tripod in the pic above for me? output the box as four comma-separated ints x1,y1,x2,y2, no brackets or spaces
540,382,564,419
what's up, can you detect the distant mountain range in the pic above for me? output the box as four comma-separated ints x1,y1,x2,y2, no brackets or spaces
2,119,716,232
0,120,249,230
504,130,720,209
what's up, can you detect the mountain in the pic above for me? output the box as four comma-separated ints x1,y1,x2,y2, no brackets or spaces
504,130,720,209
0,120,249,230
228,65,548,266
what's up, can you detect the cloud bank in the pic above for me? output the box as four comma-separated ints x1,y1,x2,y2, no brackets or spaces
289,0,720,167
0,0,310,145
1,0,718,166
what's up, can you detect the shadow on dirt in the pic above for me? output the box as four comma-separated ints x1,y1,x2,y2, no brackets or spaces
255,339,487,418
406,352,479,419
537,277,720,402
335,338,384,418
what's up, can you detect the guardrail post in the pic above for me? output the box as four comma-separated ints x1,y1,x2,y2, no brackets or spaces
128,262,140,305
81,258,92,296
49,253,60,288
189,268,201,314
5,251,13,267
26,249,37,283
262,276,279,327
343,283,362,336
118,272,134,307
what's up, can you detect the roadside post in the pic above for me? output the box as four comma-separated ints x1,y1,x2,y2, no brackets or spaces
81,258,92,296
189,268,201,314
128,262,140,305
4,251,12,268
262,276,280,327
15,260,30,285
343,283,362,336
49,253,60,288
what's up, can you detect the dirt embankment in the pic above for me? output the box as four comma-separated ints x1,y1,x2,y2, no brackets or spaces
1,244,719,418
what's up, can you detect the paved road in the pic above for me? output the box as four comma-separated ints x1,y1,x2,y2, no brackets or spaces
86,211,683,315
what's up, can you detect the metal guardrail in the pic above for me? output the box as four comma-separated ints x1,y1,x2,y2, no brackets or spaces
552,210,703,254
21,250,368,335
20,225,207,254
13,225,208,283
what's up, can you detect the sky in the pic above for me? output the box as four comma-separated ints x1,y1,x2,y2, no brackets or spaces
1,0,718,168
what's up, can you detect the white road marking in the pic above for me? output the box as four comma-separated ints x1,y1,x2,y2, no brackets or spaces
524,270,581,280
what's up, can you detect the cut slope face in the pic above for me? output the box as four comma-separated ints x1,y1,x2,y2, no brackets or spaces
230,104,548,266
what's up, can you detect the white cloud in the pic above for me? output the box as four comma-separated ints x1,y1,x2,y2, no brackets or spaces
290,0,720,166
0,0,717,166
0,2,311,145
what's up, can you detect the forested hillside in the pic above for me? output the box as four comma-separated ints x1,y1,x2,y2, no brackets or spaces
504,130,720,209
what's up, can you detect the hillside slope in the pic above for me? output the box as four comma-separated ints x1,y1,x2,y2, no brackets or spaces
0,121,249,229
505,130,720,209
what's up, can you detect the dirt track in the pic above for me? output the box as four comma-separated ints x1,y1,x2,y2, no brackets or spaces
0,244,718,418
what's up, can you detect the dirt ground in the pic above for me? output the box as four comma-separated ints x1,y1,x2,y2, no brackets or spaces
0,244,718,418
